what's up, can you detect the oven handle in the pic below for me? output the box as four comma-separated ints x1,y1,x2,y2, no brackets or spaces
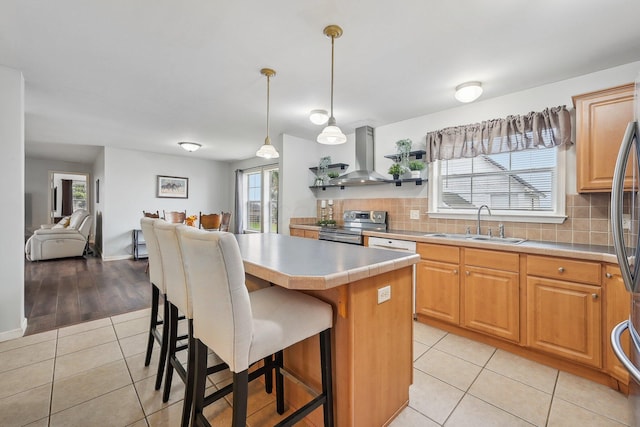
370,244,411,251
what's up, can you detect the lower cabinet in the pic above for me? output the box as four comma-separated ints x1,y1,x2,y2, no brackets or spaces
526,255,602,368
416,243,460,324
462,248,520,342
604,265,631,386
289,227,319,239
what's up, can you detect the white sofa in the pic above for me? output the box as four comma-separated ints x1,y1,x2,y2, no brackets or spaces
25,209,93,261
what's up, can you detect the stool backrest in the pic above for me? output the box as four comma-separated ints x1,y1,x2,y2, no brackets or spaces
177,226,252,372
199,212,221,230
155,221,191,318
164,210,186,224
140,217,165,293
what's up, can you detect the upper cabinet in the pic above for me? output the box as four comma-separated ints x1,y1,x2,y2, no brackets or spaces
573,83,635,193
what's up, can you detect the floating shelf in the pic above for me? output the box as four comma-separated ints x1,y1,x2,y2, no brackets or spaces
387,177,425,187
383,150,427,161
308,163,349,172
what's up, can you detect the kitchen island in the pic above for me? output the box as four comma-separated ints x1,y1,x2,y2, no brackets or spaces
235,233,420,427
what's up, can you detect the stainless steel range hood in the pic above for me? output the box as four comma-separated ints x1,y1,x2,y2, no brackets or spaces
330,126,388,186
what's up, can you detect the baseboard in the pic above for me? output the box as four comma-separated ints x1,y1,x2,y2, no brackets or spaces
0,317,27,343
102,254,135,262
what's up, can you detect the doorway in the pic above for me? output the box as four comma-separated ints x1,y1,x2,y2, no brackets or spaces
48,171,90,223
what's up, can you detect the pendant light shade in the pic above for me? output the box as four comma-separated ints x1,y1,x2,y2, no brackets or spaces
317,25,347,145
256,68,279,159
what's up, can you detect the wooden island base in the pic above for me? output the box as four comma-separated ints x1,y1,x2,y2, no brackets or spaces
248,266,414,427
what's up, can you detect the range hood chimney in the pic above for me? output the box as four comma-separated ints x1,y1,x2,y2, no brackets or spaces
330,126,388,186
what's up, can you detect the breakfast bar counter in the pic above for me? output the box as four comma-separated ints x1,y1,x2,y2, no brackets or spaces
235,233,420,427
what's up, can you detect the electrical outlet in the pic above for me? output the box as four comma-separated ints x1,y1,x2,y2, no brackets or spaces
623,214,631,230
377,285,391,304
410,209,420,220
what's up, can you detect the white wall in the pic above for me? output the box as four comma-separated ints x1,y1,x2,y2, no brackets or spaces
0,65,25,341
101,147,232,259
25,157,92,231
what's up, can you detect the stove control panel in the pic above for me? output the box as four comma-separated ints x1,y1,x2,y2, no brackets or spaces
343,210,387,225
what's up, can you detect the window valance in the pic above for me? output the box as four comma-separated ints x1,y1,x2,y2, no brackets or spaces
426,106,572,163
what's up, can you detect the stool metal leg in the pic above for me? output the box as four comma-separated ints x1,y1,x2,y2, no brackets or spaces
162,302,179,402
320,328,334,427
231,370,249,427
192,339,208,427
181,320,195,427
144,284,160,366
155,294,170,390
275,350,285,415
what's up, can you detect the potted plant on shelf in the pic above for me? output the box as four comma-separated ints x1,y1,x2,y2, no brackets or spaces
395,138,412,169
388,163,404,180
408,160,425,178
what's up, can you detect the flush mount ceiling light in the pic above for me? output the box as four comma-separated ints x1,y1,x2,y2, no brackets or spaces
309,109,329,125
454,81,483,103
317,25,347,145
178,141,202,152
256,68,280,159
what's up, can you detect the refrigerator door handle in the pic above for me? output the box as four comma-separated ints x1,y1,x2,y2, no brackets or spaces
611,121,640,293
611,320,640,384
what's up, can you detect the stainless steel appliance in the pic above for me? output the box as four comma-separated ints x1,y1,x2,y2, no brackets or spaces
610,77,640,426
318,210,387,245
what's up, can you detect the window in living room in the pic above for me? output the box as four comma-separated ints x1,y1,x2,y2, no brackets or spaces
244,165,279,233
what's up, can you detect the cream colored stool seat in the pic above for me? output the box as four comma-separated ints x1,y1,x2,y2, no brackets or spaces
177,227,334,427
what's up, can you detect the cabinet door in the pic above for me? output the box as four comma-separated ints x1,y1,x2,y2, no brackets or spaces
462,266,519,342
290,228,305,238
416,260,460,324
574,83,635,192
304,230,319,240
604,265,631,384
527,277,602,367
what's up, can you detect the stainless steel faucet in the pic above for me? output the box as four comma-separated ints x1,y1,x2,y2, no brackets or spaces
476,204,492,235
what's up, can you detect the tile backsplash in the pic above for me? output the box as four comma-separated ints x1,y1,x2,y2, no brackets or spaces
304,193,636,247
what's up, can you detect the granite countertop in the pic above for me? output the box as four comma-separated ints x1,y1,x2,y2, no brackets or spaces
364,229,620,263
235,233,419,290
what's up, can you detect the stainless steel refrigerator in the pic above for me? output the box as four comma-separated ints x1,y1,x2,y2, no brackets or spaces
611,77,640,426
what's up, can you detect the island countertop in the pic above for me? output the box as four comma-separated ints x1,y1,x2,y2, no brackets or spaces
235,233,419,290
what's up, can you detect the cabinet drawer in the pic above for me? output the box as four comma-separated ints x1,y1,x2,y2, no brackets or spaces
417,243,459,263
527,255,600,285
464,248,519,272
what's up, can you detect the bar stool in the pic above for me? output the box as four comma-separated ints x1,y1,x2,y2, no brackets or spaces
154,222,274,426
139,217,169,391
176,226,334,427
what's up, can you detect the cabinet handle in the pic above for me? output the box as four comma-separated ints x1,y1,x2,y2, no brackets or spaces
605,273,613,279
558,267,565,273
465,271,470,276
452,269,458,275
592,293,599,299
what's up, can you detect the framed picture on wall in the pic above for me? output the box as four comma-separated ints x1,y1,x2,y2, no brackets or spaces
157,175,189,199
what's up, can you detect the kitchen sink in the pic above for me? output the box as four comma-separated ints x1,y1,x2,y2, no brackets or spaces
423,233,526,245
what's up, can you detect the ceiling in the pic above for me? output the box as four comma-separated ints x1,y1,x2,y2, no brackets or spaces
3,0,640,164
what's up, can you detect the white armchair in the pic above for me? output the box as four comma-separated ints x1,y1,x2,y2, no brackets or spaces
25,209,93,261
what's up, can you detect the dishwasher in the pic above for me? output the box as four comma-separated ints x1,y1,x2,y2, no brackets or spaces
367,236,418,318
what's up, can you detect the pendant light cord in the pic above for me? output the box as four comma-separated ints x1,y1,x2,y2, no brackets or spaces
330,34,335,119
266,74,270,140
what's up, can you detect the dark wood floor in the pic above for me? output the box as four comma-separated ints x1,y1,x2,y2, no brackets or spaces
24,256,151,335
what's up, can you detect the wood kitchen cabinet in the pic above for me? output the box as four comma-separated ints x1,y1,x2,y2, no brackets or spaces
416,243,460,324
573,83,635,193
526,255,602,368
289,227,319,239
462,248,520,342
604,264,631,388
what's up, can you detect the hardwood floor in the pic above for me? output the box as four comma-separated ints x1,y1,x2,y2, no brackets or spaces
24,256,151,335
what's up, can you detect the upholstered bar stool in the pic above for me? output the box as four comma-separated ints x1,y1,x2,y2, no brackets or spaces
139,217,170,390
176,226,334,427
153,221,230,427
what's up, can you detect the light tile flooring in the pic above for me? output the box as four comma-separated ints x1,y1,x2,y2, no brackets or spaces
0,309,632,426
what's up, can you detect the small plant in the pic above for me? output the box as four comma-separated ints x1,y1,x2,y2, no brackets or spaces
395,139,412,154
408,160,425,171
327,171,340,178
316,219,337,227
388,163,404,178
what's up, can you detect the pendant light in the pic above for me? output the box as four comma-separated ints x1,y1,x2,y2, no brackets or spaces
256,68,280,159
317,25,347,145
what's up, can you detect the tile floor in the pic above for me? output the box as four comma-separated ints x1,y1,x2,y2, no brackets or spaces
0,309,632,426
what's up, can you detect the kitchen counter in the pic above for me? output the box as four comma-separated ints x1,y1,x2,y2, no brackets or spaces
235,233,416,427
364,229,620,263
236,233,419,290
